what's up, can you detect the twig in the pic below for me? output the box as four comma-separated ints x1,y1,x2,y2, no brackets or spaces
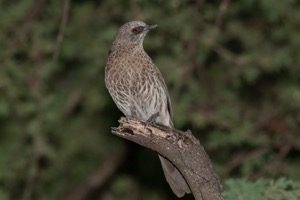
22,70,45,200
213,44,252,66
195,0,206,10
53,0,71,60
61,147,128,200
215,0,230,31
62,67,102,116
111,117,224,200
224,148,268,177
0,0,46,65
22,134,43,200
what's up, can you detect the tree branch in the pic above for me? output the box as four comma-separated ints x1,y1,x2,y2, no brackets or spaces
111,117,224,200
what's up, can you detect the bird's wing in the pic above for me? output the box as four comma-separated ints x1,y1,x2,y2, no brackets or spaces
153,65,173,122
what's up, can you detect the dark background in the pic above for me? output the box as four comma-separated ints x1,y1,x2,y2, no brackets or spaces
0,0,299,199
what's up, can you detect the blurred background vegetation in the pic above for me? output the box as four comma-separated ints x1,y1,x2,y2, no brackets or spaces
0,0,299,199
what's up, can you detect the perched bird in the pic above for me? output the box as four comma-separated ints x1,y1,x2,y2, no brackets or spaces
105,21,190,197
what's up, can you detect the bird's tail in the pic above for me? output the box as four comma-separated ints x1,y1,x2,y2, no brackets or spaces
158,155,191,197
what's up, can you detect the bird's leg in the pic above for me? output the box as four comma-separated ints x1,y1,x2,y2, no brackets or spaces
147,112,159,123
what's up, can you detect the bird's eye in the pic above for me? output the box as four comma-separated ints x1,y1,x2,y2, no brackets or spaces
131,28,138,34
131,26,144,34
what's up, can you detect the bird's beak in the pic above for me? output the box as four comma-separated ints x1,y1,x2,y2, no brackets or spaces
144,24,158,32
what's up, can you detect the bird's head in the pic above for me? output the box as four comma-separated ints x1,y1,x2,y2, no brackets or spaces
112,21,158,47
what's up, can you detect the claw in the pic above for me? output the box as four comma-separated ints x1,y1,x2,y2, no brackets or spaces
147,112,159,123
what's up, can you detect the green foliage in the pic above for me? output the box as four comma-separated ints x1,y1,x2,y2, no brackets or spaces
0,0,299,199
224,178,300,200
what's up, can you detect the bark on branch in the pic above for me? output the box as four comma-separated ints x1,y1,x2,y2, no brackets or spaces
111,117,224,200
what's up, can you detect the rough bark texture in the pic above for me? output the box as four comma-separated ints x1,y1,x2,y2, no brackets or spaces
111,117,224,200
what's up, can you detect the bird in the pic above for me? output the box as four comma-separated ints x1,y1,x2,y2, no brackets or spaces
105,21,191,197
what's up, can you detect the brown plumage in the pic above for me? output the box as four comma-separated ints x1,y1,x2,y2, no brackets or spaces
105,21,190,197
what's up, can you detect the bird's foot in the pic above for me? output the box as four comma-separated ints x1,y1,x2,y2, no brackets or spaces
147,112,159,124
126,116,136,121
